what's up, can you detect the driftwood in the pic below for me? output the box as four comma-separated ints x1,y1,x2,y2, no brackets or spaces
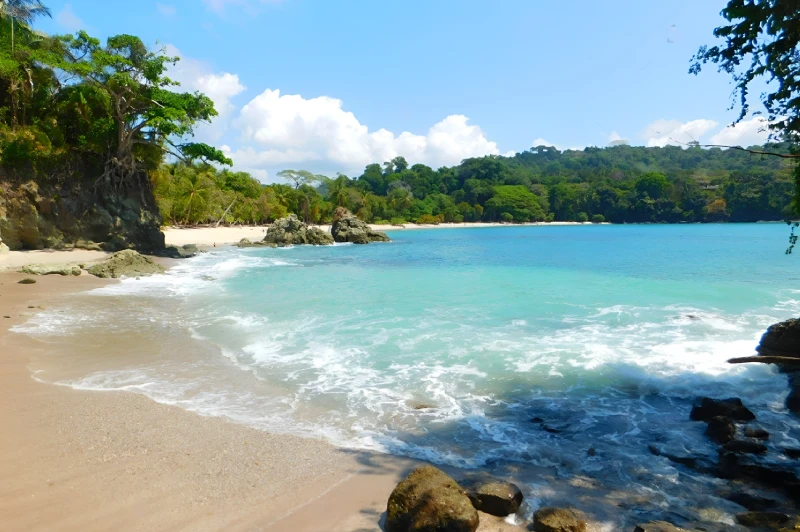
728,356,800,366
215,199,236,228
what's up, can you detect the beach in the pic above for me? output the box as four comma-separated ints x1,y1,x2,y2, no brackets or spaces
0,267,521,531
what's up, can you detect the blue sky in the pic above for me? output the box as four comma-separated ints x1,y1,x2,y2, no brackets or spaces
36,0,767,182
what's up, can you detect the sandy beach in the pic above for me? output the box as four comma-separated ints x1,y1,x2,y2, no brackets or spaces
0,269,522,531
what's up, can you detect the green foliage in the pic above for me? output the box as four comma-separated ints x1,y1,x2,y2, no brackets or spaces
485,185,546,222
591,214,605,223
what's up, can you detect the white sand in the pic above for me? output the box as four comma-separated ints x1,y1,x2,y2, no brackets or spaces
0,249,111,271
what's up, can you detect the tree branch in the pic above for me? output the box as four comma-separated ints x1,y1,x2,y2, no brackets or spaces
695,144,800,158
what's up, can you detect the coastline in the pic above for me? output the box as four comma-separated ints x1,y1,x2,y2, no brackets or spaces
0,270,520,531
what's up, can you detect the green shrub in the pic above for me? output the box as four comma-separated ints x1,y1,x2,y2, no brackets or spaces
390,217,408,225
591,214,605,223
500,212,514,222
576,212,589,222
373,219,391,225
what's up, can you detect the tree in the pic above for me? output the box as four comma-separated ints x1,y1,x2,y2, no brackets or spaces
0,0,51,54
176,170,212,224
276,169,325,190
42,31,228,193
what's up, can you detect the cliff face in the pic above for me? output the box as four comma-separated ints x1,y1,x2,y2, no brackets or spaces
0,172,164,253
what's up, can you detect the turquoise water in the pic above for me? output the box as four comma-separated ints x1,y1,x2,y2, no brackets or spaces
15,224,800,524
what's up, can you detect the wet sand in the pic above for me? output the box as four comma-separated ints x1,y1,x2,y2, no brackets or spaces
0,272,521,531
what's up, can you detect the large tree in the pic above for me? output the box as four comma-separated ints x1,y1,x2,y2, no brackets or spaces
41,31,231,194
0,0,51,53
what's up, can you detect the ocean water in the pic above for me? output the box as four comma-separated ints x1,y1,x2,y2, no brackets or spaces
13,224,800,525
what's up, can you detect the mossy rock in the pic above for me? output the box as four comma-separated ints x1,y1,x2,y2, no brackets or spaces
87,250,165,279
386,465,478,532
18,278,37,284
20,264,81,276
533,507,587,532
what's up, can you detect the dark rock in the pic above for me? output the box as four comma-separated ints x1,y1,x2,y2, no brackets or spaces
725,492,779,511
386,465,478,532
784,448,800,459
587,447,596,457
735,511,789,527
530,417,544,423
690,398,755,422
706,416,736,444
262,215,333,246
758,318,800,358
787,384,800,413
330,207,390,244
532,507,586,532
743,426,769,440
462,476,523,516
633,522,685,532
722,440,768,455
648,444,716,474
17,278,36,284
159,245,197,258
87,250,165,279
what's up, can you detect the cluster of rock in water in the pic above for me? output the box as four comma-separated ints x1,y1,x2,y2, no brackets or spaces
237,208,390,248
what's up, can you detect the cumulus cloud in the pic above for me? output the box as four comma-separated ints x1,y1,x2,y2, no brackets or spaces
164,45,246,141
230,89,500,172
156,3,177,17
608,131,629,146
56,4,83,32
643,119,718,147
709,116,771,147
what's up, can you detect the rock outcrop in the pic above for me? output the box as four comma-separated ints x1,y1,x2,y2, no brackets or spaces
87,250,165,279
690,398,755,422
20,264,81,276
532,507,586,532
262,215,334,246
758,319,800,358
386,465,479,532
330,207,390,244
462,476,523,517
705,416,736,444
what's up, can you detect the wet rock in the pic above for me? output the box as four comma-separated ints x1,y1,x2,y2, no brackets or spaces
722,440,768,455
758,318,800,358
160,245,197,258
263,215,333,246
725,492,779,511
532,507,586,532
744,426,770,440
735,511,790,527
784,448,800,459
633,522,685,532
87,250,165,279
648,444,715,473
386,465,478,532
17,278,37,284
330,207,390,244
690,398,755,422
706,416,736,444
20,264,81,276
462,476,523,517
236,238,277,248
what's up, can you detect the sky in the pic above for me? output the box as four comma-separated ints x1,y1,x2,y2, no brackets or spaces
35,0,771,183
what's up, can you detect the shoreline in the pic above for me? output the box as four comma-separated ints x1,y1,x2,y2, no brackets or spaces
0,270,520,531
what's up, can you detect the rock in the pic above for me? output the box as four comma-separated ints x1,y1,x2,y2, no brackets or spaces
160,245,197,258
462,476,523,516
735,511,789,527
330,207,390,244
633,522,685,532
20,264,81,276
706,416,736,444
238,238,252,247
263,215,333,246
784,448,800,459
386,465,478,532
103,234,130,252
17,278,36,284
725,492,779,511
87,250,165,279
722,440,768,455
690,398,755,422
758,318,800,358
532,507,586,532
744,426,769,440
648,444,716,474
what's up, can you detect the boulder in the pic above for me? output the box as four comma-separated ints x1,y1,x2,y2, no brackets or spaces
87,250,165,279
330,207,390,244
386,465,479,532
706,416,736,444
263,215,333,246
462,476,523,516
725,492,779,511
532,507,586,532
633,522,685,532
18,278,36,284
735,511,790,528
743,426,769,440
758,318,800,358
20,264,81,276
690,398,755,422
722,440,768,455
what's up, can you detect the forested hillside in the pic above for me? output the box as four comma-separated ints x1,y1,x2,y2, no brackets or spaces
156,143,797,227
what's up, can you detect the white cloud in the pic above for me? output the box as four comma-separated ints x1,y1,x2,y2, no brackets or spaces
56,4,83,32
709,116,771,147
642,118,718,147
156,3,177,17
230,89,500,173
164,45,246,141
203,0,283,14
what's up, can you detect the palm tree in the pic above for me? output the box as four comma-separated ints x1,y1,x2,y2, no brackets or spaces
177,171,212,225
0,0,52,54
